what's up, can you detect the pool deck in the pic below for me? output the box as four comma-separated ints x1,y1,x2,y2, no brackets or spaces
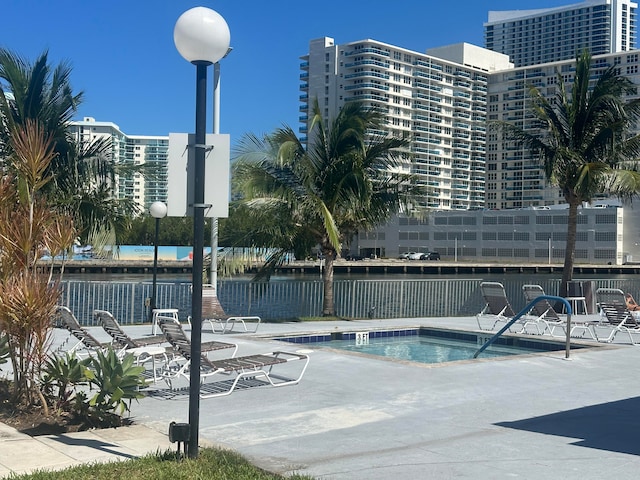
3,315,640,479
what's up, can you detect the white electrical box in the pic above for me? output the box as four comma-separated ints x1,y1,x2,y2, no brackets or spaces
166,133,230,218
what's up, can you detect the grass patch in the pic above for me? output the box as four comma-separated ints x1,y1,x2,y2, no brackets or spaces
10,447,316,479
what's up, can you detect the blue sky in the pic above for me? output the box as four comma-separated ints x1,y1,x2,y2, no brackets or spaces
3,0,572,143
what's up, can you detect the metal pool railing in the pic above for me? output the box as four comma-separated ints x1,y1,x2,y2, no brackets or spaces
59,276,640,326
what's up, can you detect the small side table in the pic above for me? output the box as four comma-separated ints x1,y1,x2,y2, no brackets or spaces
565,296,588,315
128,345,168,384
151,308,179,335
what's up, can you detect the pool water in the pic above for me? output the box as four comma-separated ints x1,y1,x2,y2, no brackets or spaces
273,328,571,365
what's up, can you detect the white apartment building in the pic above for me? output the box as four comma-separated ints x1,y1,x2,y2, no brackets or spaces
68,117,169,212
300,34,640,264
300,38,512,211
484,0,637,67
486,50,640,210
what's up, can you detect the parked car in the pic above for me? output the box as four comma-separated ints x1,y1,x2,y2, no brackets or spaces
398,252,413,259
408,252,425,260
344,253,364,261
420,251,441,260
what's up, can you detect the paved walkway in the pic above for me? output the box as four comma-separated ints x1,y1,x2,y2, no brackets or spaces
0,423,174,477
3,316,640,479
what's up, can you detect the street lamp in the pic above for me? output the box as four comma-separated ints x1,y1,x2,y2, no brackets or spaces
149,201,167,323
174,6,230,459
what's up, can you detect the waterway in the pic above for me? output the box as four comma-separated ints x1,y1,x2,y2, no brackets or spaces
61,269,640,284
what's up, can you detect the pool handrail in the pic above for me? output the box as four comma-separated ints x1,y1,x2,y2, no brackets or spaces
473,295,571,359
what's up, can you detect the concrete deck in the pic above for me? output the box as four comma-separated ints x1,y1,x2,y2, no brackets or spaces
2,316,640,479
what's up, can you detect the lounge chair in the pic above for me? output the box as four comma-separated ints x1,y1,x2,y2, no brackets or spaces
94,309,184,381
522,285,566,336
477,282,535,333
94,309,169,350
157,316,309,398
55,306,113,357
521,285,597,339
594,288,640,343
188,284,261,334
94,308,236,354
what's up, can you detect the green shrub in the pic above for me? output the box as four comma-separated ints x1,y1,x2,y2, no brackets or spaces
41,352,90,412
84,349,147,418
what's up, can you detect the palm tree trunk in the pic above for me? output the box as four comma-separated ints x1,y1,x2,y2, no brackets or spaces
322,253,335,316
560,200,580,298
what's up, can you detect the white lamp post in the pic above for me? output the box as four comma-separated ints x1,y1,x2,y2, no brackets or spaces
174,6,230,459
149,201,167,323
210,46,232,294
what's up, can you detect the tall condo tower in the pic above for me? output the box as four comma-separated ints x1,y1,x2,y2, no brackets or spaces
484,0,638,67
300,38,511,211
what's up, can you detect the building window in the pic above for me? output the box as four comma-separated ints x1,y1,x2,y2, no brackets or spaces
595,214,617,224
595,231,616,241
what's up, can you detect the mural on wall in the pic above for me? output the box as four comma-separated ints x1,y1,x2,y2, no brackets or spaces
43,246,212,262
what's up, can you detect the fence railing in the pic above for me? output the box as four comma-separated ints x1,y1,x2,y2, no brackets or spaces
59,277,640,326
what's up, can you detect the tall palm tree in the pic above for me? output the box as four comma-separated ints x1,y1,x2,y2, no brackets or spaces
0,48,138,243
233,100,421,316
499,50,640,296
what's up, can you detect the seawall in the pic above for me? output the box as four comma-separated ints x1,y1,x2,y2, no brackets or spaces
41,259,640,275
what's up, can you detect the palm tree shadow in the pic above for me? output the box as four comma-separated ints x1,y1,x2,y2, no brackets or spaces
496,397,640,456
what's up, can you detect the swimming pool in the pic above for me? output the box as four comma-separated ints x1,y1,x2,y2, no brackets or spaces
273,327,581,365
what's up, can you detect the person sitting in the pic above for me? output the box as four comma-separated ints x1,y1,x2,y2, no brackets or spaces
625,293,640,311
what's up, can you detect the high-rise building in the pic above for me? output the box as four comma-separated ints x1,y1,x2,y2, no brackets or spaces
484,0,637,67
300,37,512,210
68,117,169,212
486,50,640,209
301,34,640,262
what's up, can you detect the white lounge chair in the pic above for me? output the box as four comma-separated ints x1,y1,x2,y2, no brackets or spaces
55,306,113,357
477,282,537,333
95,309,168,350
188,284,261,334
157,316,309,398
521,285,596,339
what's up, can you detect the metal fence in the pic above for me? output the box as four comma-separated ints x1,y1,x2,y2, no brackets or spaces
59,276,640,326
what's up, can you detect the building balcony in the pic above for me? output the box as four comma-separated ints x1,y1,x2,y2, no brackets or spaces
344,83,389,91
344,59,390,69
343,47,390,57
344,71,390,80
344,94,388,102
